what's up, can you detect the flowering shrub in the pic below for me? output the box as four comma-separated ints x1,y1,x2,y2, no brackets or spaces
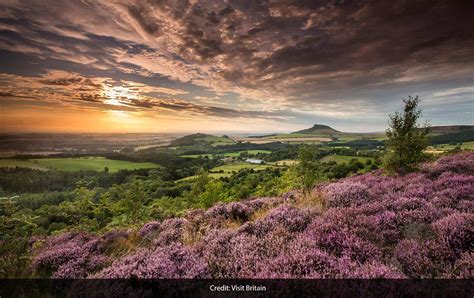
138,221,161,238
152,218,189,246
421,152,474,176
323,181,369,207
239,205,312,237
395,240,435,278
31,153,474,279
432,213,473,256
243,196,283,210
32,232,110,278
205,202,254,222
94,243,209,278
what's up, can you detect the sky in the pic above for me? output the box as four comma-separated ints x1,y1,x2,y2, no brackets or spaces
0,0,473,134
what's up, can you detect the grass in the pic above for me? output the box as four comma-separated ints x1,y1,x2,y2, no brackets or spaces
434,141,474,150
181,150,271,159
0,157,159,172
178,172,232,181
224,150,271,157
320,155,374,164
211,141,236,147
269,159,299,166
211,162,278,173
195,135,235,146
426,141,474,154
0,159,47,170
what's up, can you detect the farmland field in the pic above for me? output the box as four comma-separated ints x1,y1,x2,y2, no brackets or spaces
0,157,158,172
320,155,374,164
195,135,235,146
270,159,299,166
181,150,271,158
435,141,474,150
211,162,279,173
0,159,46,170
224,150,271,157
178,172,232,181
236,136,332,144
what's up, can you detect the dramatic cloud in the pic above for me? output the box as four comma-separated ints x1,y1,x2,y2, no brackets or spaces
0,0,472,132
0,70,285,121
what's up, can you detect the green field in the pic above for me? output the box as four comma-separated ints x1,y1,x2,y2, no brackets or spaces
0,159,47,170
269,159,299,166
434,141,474,150
196,135,235,146
0,157,158,172
224,150,271,157
321,155,374,164
178,172,232,181
211,162,278,173
181,150,271,159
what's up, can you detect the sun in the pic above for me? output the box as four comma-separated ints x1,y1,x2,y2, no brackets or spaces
104,98,123,106
103,86,138,106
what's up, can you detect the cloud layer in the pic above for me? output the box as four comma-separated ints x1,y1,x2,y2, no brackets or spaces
0,0,472,132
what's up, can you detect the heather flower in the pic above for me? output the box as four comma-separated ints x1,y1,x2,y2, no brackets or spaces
139,221,162,238
395,240,435,278
243,196,282,210
101,229,131,243
32,232,109,278
432,213,473,256
31,153,474,279
152,218,189,246
95,243,209,278
449,252,474,278
310,227,382,263
324,181,369,207
236,205,312,239
205,202,254,222
184,208,206,222
257,247,334,278
422,152,474,175
54,255,109,278
353,263,405,279
391,197,441,225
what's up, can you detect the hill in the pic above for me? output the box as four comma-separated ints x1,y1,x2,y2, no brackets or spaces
429,125,474,135
31,152,474,279
292,124,340,135
169,133,234,147
429,126,474,144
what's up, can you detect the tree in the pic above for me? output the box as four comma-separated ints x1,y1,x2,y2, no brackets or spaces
384,96,430,173
295,145,320,195
187,169,209,200
120,180,148,225
198,180,226,208
0,196,37,277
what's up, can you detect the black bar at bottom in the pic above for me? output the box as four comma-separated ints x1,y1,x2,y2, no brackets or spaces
0,279,472,298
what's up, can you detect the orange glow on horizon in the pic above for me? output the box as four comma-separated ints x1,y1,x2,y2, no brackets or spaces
0,105,293,134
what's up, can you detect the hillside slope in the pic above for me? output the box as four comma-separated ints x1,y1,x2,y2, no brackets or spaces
429,126,474,144
32,153,474,278
292,124,340,135
169,133,234,147
429,125,474,135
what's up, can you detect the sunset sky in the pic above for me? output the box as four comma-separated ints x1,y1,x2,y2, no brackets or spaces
0,0,473,133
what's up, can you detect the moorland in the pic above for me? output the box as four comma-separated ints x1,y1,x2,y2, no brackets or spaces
1,102,473,278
